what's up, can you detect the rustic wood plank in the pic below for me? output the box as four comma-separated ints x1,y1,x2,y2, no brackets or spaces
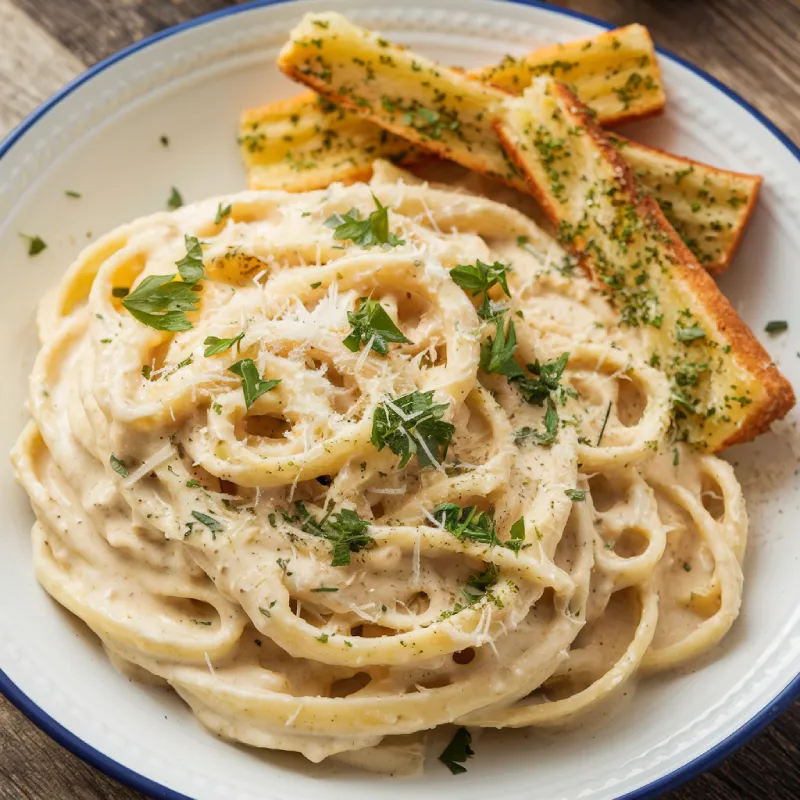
2,1,799,799
0,0,84,137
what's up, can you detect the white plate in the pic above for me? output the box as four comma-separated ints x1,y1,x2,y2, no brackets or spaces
1,1,798,798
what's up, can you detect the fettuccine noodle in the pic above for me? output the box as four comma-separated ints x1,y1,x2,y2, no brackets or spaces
11,163,746,772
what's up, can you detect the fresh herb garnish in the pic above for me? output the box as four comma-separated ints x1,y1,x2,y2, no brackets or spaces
513,402,559,446
214,202,232,225
228,358,280,409
765,320,788,334
167,186,183,210
295,503,373,566
343,298,411,355
513,352,574,406
507,517,527,553
597,402,612,446
438,727,474,775
565,489,586,501
186,479,201,488
676,324,706,343
462,564,499,604
371,390,454,468
175,234,204,285
479,317,524,377
433,503,499,546
109,455,129,477
324,194,405,248
433,504,528,553
21,234,47,256
65,190,81,198
191,510,223,537
204,332,244,357
450,260,511,319
311,587,339,592
122,273,199,331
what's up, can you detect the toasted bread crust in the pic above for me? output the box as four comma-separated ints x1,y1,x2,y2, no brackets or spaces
277,62,527,193
610,134,762,274
495,81,794,449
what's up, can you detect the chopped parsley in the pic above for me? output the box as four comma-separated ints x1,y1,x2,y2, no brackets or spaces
167,186,183,210
676,324,706,343
311,587,339,592
371,390,454,468
295,503,373,566
765,320,788,334
597,402,612,446
462,564,499,604
228,358,280,409
438,727,474,775
325,194,405,247
21,234,47,256
175,234,205,285
513,402,559,446
109,455,129,478
204,332,244,357
191,510,223,538
65,190,81,198
214,202,232,224
449,259,511,319
564,488,586,501
433,504,528,553
479,317,524,377
122,273,199,331
343,298,411,355
433,503,499,546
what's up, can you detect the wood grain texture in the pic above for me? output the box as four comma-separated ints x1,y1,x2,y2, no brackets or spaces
0,0,83,137
1,1,798,798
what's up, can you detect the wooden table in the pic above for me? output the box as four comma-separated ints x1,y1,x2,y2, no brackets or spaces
1,0,798,797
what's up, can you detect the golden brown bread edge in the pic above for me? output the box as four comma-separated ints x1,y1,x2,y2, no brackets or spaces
609,133,763,275
494,82,794,448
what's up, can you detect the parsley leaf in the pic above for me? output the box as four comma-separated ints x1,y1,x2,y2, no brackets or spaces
191,510,223,538
214,202,232,225
325,194,405,248
507,516,527,553
295,503,373,566
479,317,525,377
438,727,474,775
371,390,454,468
433,503,499,546
228,358,280,409
450,259,511,319
513,352,573,406
564,489,586,501
175,235,204,285
204,332,244,357
109,455,128,477
676,324,706,343
765,320,788,334
122,273,199,331
343,298,411,355
21,234,47,256
167,186,183,210
462,564,499,604
513,401,559,446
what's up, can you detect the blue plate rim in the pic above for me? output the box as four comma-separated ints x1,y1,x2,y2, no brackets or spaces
1,1,798,799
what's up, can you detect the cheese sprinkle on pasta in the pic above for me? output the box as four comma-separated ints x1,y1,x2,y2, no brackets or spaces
11,164,747,772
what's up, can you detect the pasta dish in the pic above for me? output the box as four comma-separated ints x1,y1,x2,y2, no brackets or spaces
11,11,794,777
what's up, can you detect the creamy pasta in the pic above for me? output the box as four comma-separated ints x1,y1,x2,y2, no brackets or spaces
11,162,746,773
